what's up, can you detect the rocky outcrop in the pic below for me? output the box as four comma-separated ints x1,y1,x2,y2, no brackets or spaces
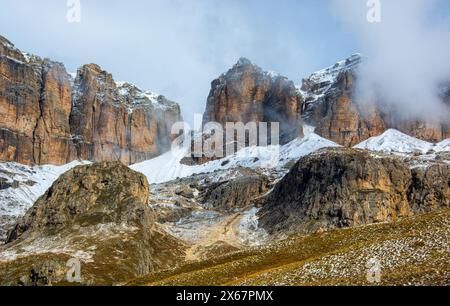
258,148,449,235
258,148,413,234
203,58,303,145
201,175,269,211
186,58,303,165
303,69,386,147
0,35,181,166
408,164,450,213
6,162,153,242
2,162,185,285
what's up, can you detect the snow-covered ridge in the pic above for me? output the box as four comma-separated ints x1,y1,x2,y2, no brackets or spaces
131,128,340,184
308,53,362,85
435,138,450,152
354,129,448,154
298,53,363,103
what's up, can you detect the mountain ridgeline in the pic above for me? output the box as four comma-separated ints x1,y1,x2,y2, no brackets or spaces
203,54,450,151
1,34,449,166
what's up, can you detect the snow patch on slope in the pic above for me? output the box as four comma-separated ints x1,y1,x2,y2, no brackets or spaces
435,138,450,152
116,81,176,112
309,53,362,86
131,130,340,184
0,161,89,241
354,129,436,154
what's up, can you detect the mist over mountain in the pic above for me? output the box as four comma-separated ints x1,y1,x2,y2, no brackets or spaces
332,0,450,122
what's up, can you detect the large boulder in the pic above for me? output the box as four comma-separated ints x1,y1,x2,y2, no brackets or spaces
201,175,269,211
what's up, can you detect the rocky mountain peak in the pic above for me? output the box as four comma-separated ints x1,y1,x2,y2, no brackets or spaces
235,57,253,66
203,58,303,147
0,35,15,51
300,53,450,146
0,35,26,62
80,63,104,74
300,53,363,97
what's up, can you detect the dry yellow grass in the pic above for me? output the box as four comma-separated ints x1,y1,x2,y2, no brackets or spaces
128,209,450,286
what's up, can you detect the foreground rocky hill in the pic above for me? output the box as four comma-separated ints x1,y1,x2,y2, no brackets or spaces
0,35,181,166
0,162,185,285
258,147,449,235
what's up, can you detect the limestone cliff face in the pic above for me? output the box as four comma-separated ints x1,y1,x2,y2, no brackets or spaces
301,54,450,145
203,58,303,144
34,59,77,165
0,36,181,166
0,37,42,164
203,54,450,150
70,65,181,165
303,68,386,147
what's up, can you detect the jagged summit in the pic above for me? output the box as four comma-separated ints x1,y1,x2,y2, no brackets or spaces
308,53,362,83
300,53,363,97
235,57,253,67
0,35,14,48
224,57,284,81
116,81,180,112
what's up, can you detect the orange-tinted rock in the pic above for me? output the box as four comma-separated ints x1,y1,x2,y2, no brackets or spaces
302,55,450,146
0,38,41,165
70,66,181,164
33,59,77,165
203,58,303,144
304,70,386,147
0,36,182,166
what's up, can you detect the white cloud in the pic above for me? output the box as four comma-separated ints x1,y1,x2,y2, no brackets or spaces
331,0,450,122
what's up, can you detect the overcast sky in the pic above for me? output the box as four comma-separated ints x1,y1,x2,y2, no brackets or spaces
1,0,449,122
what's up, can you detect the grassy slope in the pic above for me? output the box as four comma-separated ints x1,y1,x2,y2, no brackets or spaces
128,209,450,286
